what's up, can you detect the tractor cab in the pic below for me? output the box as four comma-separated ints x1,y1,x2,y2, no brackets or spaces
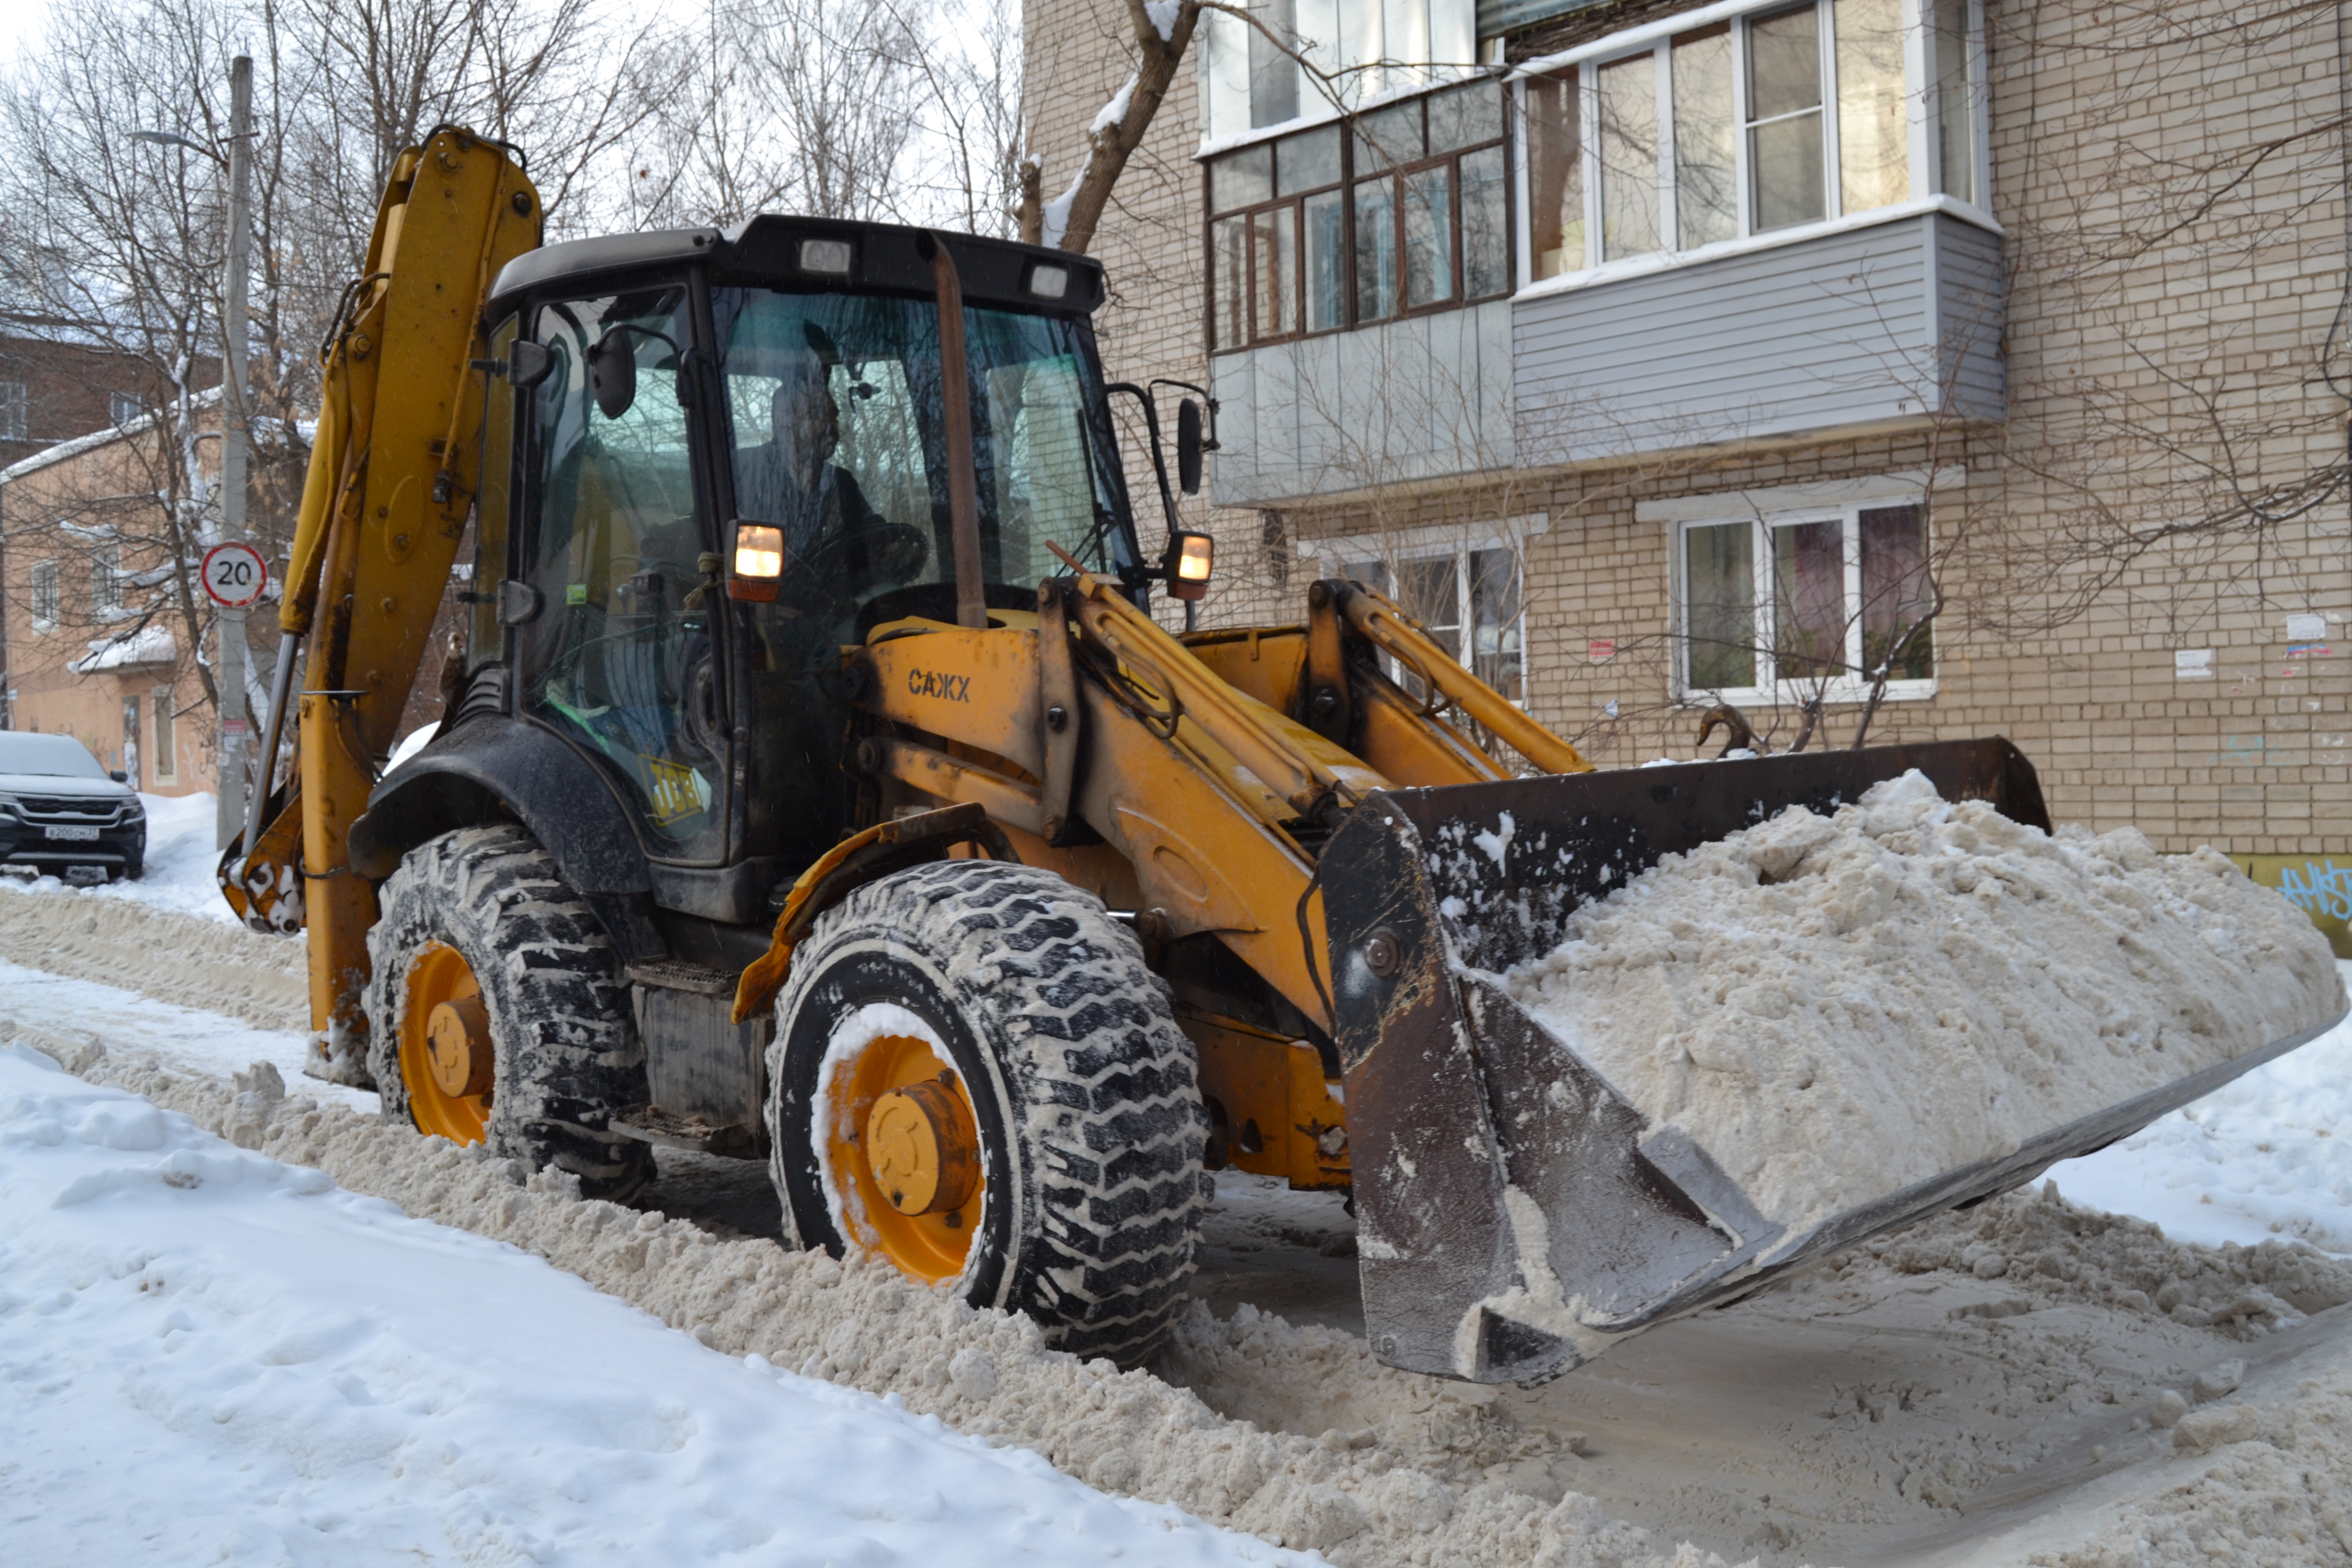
462,219,1178,906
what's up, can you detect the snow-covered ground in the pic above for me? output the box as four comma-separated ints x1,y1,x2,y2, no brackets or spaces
0,1044,1309,1567
9,805,2352,1567
2048,994,2352,1254
0,956,359,1113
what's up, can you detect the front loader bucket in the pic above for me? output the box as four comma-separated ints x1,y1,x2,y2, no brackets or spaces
1319,739,2342,1384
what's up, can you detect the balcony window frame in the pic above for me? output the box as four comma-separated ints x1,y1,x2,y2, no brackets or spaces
1512,0,1990,290
1671,495,1938,707
1204,77,1514,356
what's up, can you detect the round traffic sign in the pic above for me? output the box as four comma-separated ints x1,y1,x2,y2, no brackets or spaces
201,541,269,608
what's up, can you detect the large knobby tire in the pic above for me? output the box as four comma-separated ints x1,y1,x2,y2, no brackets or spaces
364,824,653,1200
769,859,1209,1364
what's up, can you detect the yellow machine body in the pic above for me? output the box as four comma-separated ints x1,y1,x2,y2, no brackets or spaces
224,132,541,1077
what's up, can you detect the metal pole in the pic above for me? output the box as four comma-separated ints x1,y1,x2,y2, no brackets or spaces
214,54,253,851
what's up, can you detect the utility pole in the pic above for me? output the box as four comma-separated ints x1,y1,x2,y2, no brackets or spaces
214,54,253,851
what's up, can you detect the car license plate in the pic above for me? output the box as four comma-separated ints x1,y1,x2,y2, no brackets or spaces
43,824,100,842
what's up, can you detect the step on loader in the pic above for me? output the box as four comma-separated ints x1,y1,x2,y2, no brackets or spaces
223,130,2341,1381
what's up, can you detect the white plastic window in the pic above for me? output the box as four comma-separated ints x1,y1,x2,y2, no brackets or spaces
1677,500,1935,703
1339,540,1525,702
1521,0,1987,285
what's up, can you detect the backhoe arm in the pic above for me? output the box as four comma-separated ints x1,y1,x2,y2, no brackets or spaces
223,129,542,1084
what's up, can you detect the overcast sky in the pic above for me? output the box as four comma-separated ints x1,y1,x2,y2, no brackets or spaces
0,0,43,60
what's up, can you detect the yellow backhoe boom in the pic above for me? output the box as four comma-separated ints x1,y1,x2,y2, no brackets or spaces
226,130,541,1080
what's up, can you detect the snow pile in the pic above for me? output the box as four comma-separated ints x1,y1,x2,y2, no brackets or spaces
1842,1179,2352,1335
0,1045,1317,1568
0,879,305,1033
0,956,360,1119
115,791,240,916
1504,771,2346,1233
18,938,2352,1565
1155,1302,1551,1495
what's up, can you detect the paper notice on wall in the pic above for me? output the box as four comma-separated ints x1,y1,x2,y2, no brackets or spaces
2285,614,2332,658
2176,649,2215,679
1588,639,1615,663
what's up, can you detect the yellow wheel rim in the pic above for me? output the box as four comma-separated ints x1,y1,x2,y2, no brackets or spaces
399,940,491,1145
822,1032,985,1284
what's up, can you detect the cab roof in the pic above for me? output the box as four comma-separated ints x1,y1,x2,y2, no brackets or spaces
486,216,1107,317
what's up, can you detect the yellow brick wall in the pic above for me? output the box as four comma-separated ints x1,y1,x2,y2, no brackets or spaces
1022,0,2351,854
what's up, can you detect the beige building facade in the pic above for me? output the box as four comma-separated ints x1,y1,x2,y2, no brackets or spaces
1025,0,2351,945
1,413,223,797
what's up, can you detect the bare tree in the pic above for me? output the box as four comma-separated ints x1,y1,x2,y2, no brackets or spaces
896,0,1028,236
0,0,256,717
620,0,930,229
0,0,659,767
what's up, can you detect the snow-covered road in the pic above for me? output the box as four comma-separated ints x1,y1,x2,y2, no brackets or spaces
12,794,2352,1568
0,1044,1310,1567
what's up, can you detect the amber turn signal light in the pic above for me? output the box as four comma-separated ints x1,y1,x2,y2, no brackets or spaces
727,522,784,602
1167,531,1213,602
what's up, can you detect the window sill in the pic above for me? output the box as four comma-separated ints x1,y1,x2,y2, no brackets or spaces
1680,678,1939,707
1515,196,2001,307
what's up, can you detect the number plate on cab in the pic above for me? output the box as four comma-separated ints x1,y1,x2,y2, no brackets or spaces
43,824,100,841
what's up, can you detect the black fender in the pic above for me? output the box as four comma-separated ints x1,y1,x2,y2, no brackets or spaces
349,715,651,895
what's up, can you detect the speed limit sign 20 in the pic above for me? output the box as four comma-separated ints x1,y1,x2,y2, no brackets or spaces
201,542,270,608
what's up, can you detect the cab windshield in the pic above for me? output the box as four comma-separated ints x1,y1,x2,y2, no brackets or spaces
712,286,1139,653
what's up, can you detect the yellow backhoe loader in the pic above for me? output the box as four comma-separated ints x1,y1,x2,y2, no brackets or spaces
223,130,2334,1381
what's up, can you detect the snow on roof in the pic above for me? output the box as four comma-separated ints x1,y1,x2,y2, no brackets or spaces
69,623,177,674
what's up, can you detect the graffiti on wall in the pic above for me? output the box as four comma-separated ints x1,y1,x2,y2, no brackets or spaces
2231,854,2352,960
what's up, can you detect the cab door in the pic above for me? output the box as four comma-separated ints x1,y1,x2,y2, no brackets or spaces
512,282,732,865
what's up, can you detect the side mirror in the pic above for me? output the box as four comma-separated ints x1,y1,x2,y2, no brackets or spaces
506,339,555,388
1176,399,1203,495
727,521,785,602
1163,530,1213,602
586,326,636,420
108,769,129,783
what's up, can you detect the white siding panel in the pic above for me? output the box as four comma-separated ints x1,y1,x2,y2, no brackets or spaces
1513,212,2005,464
1935,216,2006,422
1208,301,1514,506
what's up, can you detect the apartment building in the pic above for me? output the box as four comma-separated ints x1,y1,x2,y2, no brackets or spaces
0,407,222,796
1025,0,2351,945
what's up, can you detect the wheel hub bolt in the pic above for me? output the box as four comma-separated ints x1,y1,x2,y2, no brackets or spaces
866,1073,980,1216
425,993,494,1098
